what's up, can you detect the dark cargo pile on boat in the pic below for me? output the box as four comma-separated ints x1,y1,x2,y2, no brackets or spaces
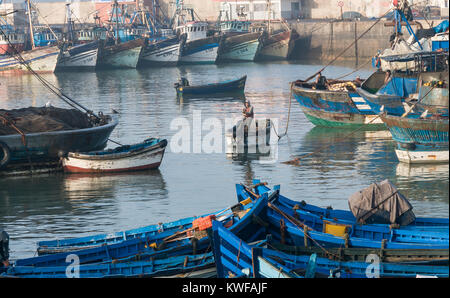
0,107,93,135
348,180,416,226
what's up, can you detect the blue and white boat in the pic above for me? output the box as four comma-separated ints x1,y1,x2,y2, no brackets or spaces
217,20,262,62
292,79,385,128
177,21,220,64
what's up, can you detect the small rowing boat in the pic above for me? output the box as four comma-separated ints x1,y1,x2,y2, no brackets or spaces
212,221,449,278
62,138,167,173
174,75,247,97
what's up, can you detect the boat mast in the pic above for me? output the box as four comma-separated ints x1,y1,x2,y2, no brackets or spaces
114,0,119,45
26,0,35,49
265,0,273,34
65,3,74,43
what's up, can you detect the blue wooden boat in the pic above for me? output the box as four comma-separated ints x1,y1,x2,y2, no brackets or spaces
212,221,317,278
174,75,247,97
292,79,385,129
249,179,449,227
380,113,448,164
16,194,269,267
235,183,449,249
212,221,448,278
4,252,216,278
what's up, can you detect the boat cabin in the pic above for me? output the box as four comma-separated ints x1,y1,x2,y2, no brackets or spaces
219,20,251,34
176,21,208,42
77,28,107,42
0,30,25,55
33,29,63,47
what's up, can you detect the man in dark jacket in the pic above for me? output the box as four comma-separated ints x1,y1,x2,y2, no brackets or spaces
0,229,10,268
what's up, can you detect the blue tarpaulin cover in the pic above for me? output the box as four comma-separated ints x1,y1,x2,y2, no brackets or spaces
433,20,449,33
377,77,418,97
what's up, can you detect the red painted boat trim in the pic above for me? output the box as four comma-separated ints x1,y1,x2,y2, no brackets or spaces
63,161,162,173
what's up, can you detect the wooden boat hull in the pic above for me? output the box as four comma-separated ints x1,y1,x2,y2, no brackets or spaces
293,85,385,128
251,179,449,227
0,46,60,73
21,193,269,267
212,221,449,278
237,184,449,247
56,41,99,70
257,29,297,61
180,36,220,64
217,32,262,62
98,39,144,69
0,118,118,164
176,75,246,96
5,252,215,278
140,38,180,66
62,139,167,173
381,114,449,164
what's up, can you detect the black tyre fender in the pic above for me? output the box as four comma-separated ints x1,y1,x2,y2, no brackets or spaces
0,141,11,169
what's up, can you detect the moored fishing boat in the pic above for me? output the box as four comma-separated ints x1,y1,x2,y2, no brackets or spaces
140,36,181,66
174,75,246,96
0,107,117,167
292,78,385,129
216,20,262,62
62,138,167,173
177,21,220,64
257,28,298,61
250,180,449,228
238,181,449,249
3,252,215,278
56,41,99,71
11,194,269,269
0,45,60,73
212,222,449,278
97,38,144,69
380,113,449,164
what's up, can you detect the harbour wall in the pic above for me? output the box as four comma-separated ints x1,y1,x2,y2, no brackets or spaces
280,19,447,62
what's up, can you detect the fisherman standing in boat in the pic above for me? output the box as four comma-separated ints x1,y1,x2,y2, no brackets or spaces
243,100,254,119
315,72,329,90
0,229,9,269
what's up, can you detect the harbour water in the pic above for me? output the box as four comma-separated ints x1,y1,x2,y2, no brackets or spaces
1,61,448,259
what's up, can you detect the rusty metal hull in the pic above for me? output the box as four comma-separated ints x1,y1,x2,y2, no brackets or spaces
293,85,385,128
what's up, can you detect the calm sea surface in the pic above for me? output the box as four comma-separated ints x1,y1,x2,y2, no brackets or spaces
1,61,448,259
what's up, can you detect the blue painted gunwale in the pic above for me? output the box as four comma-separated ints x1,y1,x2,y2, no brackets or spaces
5,252,215,278
212,222,449,278
250,179,449,227
235,185,449,249
21,193,269,267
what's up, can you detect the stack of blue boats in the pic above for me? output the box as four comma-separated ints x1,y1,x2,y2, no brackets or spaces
2,180,448,278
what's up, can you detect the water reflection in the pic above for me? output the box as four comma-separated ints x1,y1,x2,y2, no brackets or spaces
1,62,447,259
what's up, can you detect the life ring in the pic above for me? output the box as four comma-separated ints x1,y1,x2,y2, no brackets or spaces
0,141,11,169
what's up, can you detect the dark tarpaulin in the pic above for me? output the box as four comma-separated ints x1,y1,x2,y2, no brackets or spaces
348,180,416,226
0,107,93,136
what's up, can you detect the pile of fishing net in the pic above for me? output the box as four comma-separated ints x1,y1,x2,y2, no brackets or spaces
327,81,358,92
0,106,93,135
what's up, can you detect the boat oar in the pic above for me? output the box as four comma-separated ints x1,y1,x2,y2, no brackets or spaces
267,202,313,232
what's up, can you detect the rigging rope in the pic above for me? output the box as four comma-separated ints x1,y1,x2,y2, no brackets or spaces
303,7,394,83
